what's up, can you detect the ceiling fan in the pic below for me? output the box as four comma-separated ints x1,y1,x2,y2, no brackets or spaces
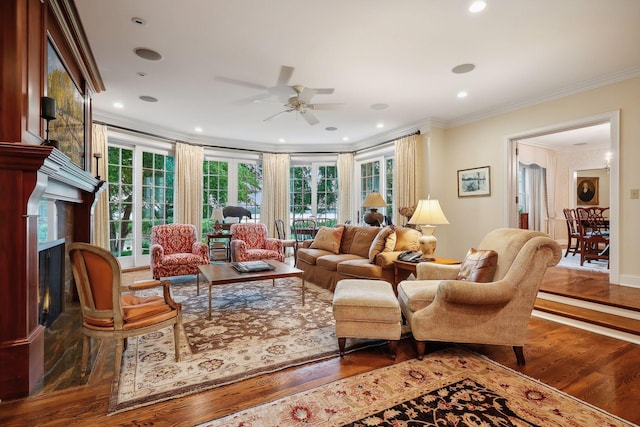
215,65,345,125
263,84,345,126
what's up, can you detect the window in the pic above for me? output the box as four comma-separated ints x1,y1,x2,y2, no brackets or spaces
140,152,174,255
290,166,312,220
385,158,394,218
237,162,262,222
108,146,134,257
203,160,229,233
316,165,338,226
355,149,394,224
360,159,381,221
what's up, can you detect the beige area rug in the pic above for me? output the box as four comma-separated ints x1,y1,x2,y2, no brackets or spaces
557,252,609,273
197,346,636,427
109,277,383,414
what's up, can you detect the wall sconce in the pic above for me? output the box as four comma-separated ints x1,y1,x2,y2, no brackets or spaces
605,152,612,174
93,152,102,180
40,96,58,147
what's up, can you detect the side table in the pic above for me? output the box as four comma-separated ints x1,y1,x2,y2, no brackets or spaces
206,230,233,261
393,258,461,289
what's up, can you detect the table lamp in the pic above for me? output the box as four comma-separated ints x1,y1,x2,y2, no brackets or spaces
408,196,449,260
211,208,224,231
362,192,387,226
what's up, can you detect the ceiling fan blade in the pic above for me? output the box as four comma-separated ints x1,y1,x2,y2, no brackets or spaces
276,66,295,86
298,87,317,104
264,109,291,122
309,103,346,110
313,88,335,95
300,111,319,126
215,76,269,91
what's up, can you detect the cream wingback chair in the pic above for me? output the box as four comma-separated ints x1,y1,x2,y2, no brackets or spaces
397,228,561,365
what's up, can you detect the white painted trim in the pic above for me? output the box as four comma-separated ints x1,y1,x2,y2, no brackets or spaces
532,310,640,345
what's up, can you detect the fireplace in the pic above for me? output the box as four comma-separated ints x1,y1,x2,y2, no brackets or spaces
38,239,65,327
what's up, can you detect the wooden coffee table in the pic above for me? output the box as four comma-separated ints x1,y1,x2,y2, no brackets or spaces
197,260,305,319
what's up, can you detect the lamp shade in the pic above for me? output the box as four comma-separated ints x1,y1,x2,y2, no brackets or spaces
211,208,224,221
362,192,387,208
408,198,449,226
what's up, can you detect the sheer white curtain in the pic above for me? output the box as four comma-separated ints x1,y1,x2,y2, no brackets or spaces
394,134,418,218
175,142,204,236
337,153,354,224
262,153,290,237
520,163,548,231
91,123,109,249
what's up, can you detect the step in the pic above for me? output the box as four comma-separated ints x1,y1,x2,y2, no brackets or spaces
534,295,640,336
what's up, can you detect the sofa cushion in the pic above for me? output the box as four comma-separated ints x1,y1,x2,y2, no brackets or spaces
346,227,381,258
456,248,499,282
337,258,386,280
296,248,333,265
310,226,344,254
316,254,363,271
394,227,422,251
368,226,396,262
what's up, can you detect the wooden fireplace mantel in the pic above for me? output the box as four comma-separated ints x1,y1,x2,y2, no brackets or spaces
0,142,100,399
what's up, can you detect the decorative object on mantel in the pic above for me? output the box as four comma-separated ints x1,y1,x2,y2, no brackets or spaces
93,152,102,180
211,207,224,231
40,96,58,148
408,196,449,260
362,192,387,226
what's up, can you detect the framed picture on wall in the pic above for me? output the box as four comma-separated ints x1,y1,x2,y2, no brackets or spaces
577,177,599,205
458,166,491,197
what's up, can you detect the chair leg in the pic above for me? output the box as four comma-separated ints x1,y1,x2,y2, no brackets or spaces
415,340,426,360
338,337,346,357
388,340,398,360
173,322,181,362
114,338,125,380
513,346,526,365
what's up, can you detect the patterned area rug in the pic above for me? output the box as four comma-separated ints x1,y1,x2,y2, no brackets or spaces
197,347,635,427
109,277,376,414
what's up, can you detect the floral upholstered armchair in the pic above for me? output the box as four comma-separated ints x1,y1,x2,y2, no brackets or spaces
229,223,284,263
150,224,209,279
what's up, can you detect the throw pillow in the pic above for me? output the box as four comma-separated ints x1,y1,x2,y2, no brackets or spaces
456,248,498,282
310,226,344,254
394,227,421,251
368,226,396,262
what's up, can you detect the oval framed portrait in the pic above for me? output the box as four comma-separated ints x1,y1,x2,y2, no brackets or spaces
577,177,599,205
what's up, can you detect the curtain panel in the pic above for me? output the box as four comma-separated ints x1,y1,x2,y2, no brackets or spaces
337,153,354,224
394,134,418,220
175,142,204,236
91,123,109,249
262,153,290,237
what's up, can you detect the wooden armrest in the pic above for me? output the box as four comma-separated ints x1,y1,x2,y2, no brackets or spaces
128,279,166,291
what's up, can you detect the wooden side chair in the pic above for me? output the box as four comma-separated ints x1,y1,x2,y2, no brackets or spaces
69,242,182,379
576,207,610,267
562,208,580,257
274,218,297,259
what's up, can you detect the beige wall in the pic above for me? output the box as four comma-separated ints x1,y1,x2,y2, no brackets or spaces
418,76,640,285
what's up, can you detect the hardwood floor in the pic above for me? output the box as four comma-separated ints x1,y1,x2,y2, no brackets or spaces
1,266,639,426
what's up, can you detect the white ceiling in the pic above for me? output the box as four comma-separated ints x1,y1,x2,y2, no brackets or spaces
73,0,640,153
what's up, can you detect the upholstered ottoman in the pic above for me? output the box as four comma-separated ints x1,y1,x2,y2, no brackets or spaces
332,279,402,359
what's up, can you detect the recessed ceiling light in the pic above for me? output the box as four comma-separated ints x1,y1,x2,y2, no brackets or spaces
376,123,384,129
452,63,475,74
134,47,162,61
457,91,468,98
113,102,124,109
131,17,147,26
194,127,203,133
371,103,389,110
342,137,350,142
279,138,286,143
469,1,487,13
139,95,158,102
325,126,337,131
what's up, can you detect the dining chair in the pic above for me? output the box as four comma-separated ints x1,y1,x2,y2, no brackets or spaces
274,218,297,259
292,218,317,252
562,208,580,257
576,207,610,267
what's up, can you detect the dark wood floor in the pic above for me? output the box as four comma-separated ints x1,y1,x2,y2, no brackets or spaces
1,266,639,426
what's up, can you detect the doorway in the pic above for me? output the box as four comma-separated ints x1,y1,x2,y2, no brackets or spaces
505,111,620,284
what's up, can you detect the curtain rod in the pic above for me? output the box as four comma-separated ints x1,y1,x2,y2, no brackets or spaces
92,120,419,155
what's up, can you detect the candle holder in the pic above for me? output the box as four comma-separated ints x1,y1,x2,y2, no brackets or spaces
93,152,102,180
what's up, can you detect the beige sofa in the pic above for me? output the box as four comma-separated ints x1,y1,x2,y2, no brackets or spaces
296,224,421,291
